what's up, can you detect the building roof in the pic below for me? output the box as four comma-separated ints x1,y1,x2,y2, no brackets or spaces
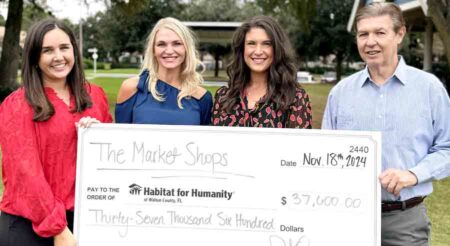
182,21,242,45
347,0,429,32
182,21,242,28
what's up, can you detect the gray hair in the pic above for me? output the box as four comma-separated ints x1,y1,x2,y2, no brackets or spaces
355,2,405,33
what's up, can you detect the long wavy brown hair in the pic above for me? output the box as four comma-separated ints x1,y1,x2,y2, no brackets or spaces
220,15,299,113
22,18,92,121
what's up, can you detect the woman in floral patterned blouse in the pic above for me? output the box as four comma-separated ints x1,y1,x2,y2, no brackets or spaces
211,16,312,128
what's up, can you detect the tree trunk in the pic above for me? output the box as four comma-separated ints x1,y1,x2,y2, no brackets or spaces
335,51,343,82
0,0,23,101
214,52,220,78
428,0,450,70
423,17,433,72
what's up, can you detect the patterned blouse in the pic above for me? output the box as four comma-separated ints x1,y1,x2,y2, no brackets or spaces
211,86,312,128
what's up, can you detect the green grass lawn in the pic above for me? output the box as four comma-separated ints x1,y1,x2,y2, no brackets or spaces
426,178,450,246
86,68,139,75
0,70,449,245
86,68,229,82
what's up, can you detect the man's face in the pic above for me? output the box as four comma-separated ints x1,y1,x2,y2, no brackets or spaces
356,15,405,70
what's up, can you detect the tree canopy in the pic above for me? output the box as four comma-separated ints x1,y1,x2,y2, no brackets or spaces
1,0,449,101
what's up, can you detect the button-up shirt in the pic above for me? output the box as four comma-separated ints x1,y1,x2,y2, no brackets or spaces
322,57,450,201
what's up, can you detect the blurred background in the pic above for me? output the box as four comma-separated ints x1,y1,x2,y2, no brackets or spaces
0,0,449,244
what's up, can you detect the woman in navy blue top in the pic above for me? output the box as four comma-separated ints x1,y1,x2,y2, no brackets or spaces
115,17,212,125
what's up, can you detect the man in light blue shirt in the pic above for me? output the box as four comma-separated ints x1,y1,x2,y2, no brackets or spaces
322,2,450,246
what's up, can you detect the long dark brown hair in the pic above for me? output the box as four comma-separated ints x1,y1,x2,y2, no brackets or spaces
22,18,92,121
221,15,299,112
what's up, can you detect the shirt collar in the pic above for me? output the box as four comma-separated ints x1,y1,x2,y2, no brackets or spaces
360,68,371,87
360,56,408,87
393,56,408,85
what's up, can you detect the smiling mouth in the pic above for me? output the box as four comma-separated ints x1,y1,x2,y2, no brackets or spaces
366,51,380,56
251,58,266,64
163,56,178,60
51,63,67,70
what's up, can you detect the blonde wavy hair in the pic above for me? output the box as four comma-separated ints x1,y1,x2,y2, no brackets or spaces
141,17,204,108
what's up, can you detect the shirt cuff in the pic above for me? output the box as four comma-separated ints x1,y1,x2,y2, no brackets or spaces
32,201,67,237
409,164,431,185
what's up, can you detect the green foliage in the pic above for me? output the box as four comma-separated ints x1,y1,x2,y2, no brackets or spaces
21,1,52,31
297,0,355,60
78,0,182,63
180,0,261,22
284,0,356,80
110,62,140,69
0,15,5,25
253,0,357,81
256,0,316,32
401,34,450,93
179,0,261,77
0,0,23,92
83,58,113,70
306,66,327,75
432,60,450,93
83,59,94,69
0,86,16,103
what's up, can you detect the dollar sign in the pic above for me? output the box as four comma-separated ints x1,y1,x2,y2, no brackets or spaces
281,196,287,205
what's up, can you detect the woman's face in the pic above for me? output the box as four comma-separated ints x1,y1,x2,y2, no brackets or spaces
243,27,273,75
154,28,186,72
38,28,75,85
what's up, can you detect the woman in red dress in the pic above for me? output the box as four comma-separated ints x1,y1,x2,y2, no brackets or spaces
0,19,112,246
211,16,312,128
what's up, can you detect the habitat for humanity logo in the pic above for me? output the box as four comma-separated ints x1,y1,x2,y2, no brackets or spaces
129,183,142,195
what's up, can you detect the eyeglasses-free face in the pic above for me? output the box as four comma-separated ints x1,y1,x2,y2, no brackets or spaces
244,27,274,76
154,28,186,73
38,28,75,86
356,15,405,71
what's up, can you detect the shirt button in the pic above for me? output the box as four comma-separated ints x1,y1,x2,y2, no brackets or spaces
378,115,382,118
380,94,384,98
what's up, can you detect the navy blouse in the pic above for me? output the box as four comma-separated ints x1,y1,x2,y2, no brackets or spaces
115,70,212,125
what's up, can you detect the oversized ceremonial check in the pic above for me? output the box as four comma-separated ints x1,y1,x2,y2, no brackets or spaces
74,124,381,246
